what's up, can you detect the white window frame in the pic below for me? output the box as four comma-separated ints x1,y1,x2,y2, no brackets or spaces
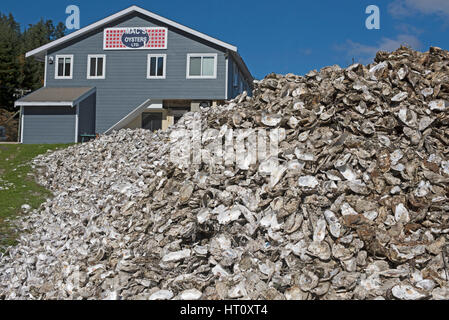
87,54,106,79
55,54,74,79
147,54,166,79
186,53,217,79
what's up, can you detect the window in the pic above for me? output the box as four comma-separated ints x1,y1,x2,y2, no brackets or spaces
187,53,217,79
147,54,166,79
142,113,162,131
55,55,73,79
87,55,106,79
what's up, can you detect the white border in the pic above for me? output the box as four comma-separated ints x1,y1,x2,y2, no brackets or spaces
75,104,79,143
16,102,74,107
44,54,47,86
147,54,167,79
225,56,228,99
186,53,217,79
20,107,23,143
55,54,74,79
26,6,237,58
103,27,168,50
87,54,106,79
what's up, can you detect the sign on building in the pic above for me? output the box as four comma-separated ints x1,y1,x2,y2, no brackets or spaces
103,27,167,50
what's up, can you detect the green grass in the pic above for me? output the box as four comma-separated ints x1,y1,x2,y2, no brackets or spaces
0,144,71,250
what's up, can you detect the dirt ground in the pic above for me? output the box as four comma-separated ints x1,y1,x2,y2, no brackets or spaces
0,109,19,142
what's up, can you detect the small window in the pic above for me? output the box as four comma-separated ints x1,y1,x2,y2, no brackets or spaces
55,55,73,79
142,112,162,131
187,54,217,79
87,55,106,79
147,54,166,79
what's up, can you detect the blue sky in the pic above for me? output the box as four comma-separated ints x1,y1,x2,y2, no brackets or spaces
1,0,449,79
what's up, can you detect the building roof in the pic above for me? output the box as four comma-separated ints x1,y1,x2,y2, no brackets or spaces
27,5,237,56
15,87,96,107
25,5,253,83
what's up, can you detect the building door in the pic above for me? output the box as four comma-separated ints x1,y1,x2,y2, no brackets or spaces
170,108,190,124
142,112,162,131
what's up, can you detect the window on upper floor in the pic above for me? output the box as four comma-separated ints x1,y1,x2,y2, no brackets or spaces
87,55,106,79
55,55,73,79
187,53,217,79
147,54,166,79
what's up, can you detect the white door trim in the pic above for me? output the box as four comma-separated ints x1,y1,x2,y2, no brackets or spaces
75,104,79,143
20,107,24,143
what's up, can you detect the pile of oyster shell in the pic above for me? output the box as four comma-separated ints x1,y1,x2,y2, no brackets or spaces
1,46,449,300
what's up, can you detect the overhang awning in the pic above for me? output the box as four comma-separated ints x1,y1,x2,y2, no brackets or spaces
14,87,96,107
104,99,152,134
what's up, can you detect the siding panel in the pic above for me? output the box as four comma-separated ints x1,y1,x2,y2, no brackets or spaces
23,106,76,144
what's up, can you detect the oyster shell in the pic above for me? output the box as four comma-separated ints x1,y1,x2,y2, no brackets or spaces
1,46,449,301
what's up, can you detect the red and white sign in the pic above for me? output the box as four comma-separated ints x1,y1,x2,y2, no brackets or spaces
103,27,167,50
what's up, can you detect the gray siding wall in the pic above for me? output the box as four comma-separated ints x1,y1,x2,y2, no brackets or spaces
78,92,96,138
22,106,76,144
228,58,237,99
46,13,227,133
227,57,252,99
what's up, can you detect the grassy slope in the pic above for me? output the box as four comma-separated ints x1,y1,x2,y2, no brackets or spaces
0,144,70,249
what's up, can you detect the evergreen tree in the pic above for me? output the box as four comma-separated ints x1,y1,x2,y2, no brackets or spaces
0,12,67,111
22,19,67,92
0,13,21,110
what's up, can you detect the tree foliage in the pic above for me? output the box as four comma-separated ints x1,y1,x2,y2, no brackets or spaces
0,13,66,111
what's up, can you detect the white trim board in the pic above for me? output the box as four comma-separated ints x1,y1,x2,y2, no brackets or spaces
26,5,237,59
225,56,229,100
44,54,47,87
75,104,79,143
20,106,23,143
15,102,75,107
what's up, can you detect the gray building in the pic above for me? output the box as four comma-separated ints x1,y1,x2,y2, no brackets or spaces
15,5,253,144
